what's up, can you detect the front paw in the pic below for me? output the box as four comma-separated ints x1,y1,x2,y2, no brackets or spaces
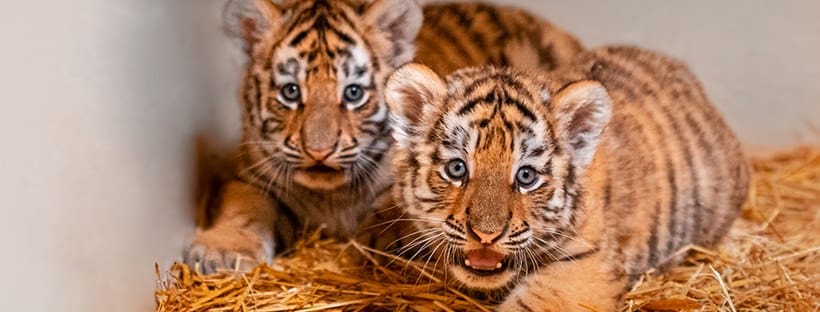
183,226,273,274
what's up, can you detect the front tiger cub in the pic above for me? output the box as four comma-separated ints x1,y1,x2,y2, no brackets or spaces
383,46,750,311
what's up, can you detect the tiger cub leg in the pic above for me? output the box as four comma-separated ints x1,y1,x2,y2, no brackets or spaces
184,180,276,274
498,251,627,312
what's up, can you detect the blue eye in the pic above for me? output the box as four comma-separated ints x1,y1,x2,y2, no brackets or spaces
515,166,538,188
445,159,468,180
343,84,365,105
280,83,301,102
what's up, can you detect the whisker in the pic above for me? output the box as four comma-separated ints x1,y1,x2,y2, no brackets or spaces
238,152,278,177
368,217,444,230
416,238,447,285
400,233,442,274
387,227,440,251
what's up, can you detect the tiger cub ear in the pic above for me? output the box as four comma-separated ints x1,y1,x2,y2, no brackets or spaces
363,0,423,67
551,80,613,169
223,0,283,54
385,63,446,147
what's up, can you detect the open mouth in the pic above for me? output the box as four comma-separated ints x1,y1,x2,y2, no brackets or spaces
303,164,342,174
458,248,510,276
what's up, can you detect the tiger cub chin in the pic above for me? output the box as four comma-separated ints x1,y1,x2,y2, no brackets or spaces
383,46,750,311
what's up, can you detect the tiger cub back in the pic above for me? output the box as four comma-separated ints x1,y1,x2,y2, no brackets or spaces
550,47,750,273
383,46,749,311
415,2,582,75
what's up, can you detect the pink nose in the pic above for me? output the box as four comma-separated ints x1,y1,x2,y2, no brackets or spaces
305,148,334,161
471,227,503,244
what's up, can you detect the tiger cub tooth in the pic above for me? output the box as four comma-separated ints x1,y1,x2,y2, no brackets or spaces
496,262,502,269
465,259,472,266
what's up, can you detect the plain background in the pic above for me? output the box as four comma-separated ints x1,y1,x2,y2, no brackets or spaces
0,0,817,311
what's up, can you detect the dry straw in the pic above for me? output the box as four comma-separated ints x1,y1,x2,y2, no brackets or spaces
156,147,820,311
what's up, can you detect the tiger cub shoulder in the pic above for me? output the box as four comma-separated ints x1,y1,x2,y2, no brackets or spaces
383,46,749,311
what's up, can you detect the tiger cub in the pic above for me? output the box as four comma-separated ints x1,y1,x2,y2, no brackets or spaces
184,0,581,274
383,46,749,311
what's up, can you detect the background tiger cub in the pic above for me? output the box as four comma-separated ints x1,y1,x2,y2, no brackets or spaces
184,0,581,274
383,46,750,311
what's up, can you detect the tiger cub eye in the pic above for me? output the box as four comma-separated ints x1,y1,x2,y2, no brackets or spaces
343,84,364,102
515,166,538,188
280,83,301,102
445,159,468,180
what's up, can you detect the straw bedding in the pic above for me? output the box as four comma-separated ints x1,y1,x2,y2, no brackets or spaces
155,146,820,311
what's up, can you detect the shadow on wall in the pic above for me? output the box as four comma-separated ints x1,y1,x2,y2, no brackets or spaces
111,0,246,253
109,0,243,226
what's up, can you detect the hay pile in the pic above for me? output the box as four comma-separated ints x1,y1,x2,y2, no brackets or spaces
155,147,820,311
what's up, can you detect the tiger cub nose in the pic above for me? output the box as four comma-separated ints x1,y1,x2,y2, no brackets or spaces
470,226,503,244
305,147,334,161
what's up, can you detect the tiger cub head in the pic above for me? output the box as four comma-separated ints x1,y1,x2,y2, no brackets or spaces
225,0,422,191
385,64,612,290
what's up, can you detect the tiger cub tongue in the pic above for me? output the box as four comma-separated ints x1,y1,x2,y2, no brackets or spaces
466,248,504,270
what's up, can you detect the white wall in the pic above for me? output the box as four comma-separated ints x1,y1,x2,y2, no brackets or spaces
0,0,816,311
0,1,240,311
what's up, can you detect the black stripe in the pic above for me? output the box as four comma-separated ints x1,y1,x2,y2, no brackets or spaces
252,75,263,115
329,27,355,45
602,175,612,209
516,299,535,312
564,163,579,227
289,28,311,47
285,9,314,35
457,90,496,116
463,75,495,96
524,144,546,159
501,75,534,100
647,201,662,266
684,113,709,241
504,96,537,121
408,150,420,201
331,6,357,30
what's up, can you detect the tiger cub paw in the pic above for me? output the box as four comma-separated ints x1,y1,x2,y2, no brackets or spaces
183,226,273,274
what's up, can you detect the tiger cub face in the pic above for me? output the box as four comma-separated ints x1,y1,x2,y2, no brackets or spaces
385,64,611,290
225,0,422,190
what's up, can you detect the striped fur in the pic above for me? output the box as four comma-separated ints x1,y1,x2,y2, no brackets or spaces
185,0,581,274
415,2,581,75
383,46,750,311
